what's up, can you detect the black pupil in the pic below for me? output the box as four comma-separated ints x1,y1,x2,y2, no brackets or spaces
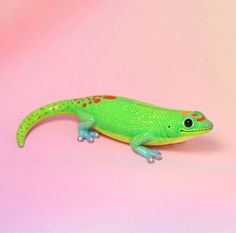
184,119,193,127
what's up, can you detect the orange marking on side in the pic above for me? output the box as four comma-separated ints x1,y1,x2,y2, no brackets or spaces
197,116,206,122
181,111,190,116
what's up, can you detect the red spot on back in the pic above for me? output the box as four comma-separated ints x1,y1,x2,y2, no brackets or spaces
192,113,198,117
103,95,117,100
94,98,101,103
89,101,92,104
82,103,87,107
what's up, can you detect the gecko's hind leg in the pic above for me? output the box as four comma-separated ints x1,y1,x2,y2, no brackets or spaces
76,111,99,143
131,133,162,163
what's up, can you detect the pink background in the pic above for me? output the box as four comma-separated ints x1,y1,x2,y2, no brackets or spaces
1,0,236,232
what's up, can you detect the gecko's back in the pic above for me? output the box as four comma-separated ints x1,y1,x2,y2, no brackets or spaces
79,96,180,142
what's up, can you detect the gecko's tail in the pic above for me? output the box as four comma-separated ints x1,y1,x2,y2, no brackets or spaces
16,99,78,148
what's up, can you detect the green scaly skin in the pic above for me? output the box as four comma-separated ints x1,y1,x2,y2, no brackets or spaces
16,95,213,163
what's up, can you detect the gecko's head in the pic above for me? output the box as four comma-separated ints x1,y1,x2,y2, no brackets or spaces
166,111,213,140
179,111,213,137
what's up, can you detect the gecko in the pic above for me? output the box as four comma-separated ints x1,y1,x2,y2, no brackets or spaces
16,95,213,163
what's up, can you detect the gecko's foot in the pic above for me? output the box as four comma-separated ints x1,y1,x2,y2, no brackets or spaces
134,146,162,163
77,130,100,143
145,148,162,163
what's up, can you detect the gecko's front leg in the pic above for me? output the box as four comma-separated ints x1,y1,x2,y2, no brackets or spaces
131,133,162,163
76,110,99,143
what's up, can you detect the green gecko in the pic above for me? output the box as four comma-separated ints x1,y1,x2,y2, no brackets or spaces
16,95,213,163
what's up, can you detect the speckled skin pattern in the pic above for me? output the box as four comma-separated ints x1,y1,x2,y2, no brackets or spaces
17,95,213,162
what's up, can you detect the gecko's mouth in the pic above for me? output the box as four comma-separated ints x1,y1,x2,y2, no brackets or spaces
180,128,212,134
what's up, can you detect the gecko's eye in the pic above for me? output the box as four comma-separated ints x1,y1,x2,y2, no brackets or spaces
184,118,193,128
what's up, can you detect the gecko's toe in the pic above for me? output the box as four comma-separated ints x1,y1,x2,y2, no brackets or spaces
78,136,85,142
89,131,99,139
147,157,155,163
87,137,94,143
146,154,162,163
93,132,100,138
152,154,162,160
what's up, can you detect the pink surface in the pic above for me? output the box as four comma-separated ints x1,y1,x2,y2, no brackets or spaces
1,1,236,232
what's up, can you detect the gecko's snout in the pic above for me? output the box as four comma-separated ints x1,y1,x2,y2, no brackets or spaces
207,120,213,130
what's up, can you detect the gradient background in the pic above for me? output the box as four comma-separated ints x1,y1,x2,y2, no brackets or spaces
0,1,236,232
